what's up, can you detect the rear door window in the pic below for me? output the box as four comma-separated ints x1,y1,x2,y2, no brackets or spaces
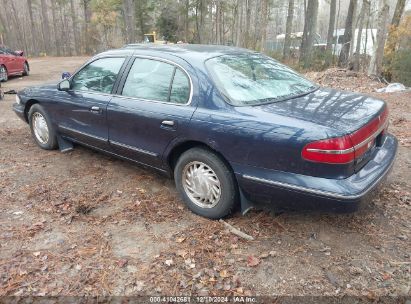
170,69,190,104
122,58,190,104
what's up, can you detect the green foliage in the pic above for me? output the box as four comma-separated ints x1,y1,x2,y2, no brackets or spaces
389,50,411,86
383,15,411,86
91,0,121,28
135,0,156,39
156,2,179,42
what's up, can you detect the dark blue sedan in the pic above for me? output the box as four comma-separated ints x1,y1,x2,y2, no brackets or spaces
13,45,397,219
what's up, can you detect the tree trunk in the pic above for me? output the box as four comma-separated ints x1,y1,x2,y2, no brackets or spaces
260,0,269,53
333,0,341,58
244,0,251,48
353,0,369,71
82,0,92,54
300,0,319,68
27,0,38,56
326,0,336,53
123,0,136,44
50,0,61,56
0,2,11,46
338,0,357,67
368,0,389,76
235,0,243,47
40,0,51,55
283,0,295,59
70,0,80,55
10,1,28,54
184,0,189,42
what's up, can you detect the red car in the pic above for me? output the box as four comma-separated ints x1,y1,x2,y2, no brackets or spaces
0,46,29,82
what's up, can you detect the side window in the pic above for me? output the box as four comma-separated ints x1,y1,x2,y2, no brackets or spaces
170,69,190,104
71,57,125,94
122,58,174,102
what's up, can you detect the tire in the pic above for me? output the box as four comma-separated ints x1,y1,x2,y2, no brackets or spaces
0,65,8,82
23,62,29,76
28,104,58,150
174,147,238,219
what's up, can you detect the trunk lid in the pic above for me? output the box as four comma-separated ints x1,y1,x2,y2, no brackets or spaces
256,87,386,134
254,87,388,171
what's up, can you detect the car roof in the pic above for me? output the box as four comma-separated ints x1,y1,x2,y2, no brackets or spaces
98,44,255,62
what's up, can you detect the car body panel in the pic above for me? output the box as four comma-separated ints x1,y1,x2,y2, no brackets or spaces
13,44,398,213
0,47,28,77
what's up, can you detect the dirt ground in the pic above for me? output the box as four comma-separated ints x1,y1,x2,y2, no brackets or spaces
0,57,410,299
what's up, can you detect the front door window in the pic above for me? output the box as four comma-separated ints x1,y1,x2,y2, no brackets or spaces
71,57,125,94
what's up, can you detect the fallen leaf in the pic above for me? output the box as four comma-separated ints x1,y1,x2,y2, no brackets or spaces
117,259,128,268
176,250,188,257
247,255,260,267
165,259,173,266
176,237,186,243
220,270,230,278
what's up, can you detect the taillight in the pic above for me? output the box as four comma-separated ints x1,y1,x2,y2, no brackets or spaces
302,135,355,164
302,108,388,164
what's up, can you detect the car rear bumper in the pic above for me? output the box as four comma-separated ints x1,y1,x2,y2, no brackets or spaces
12,103,26,122
234,134,398,212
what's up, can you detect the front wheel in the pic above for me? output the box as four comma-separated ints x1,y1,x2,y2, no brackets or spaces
174,147,238,219
23,62,29,76
28,104,58,150
0,65,8,82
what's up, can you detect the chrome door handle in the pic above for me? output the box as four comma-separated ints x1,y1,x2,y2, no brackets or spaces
161,120,175,126
90,106,101,113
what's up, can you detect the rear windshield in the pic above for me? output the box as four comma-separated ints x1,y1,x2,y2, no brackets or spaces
205,54,317,106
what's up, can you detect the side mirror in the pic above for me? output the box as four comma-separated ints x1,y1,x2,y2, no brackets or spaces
62,72,71,79
58,79,71,91
15,50,24,56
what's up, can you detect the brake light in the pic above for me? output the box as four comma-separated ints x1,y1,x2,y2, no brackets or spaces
302,108,388,164
302,135,355,164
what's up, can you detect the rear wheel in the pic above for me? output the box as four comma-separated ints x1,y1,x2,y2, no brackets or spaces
0,65,8,82
23,62,29,76
174,147,238,219
28,104,57,150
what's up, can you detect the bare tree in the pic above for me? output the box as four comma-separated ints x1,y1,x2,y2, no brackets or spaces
123,0,136,43
260,0,269,53
50,0,61,56
368,0,389,76
338,0,357,67
70,0,80,54
326,0,336,55
353,0,369,71
27,0,38,55
300,0,319,68
40,0,52,54
82,0,92,54
283,0,295,60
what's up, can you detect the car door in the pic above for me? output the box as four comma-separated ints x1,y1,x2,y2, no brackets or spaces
107,56,195,169
56,56,127,150
0,48,14,74
5,49,22,73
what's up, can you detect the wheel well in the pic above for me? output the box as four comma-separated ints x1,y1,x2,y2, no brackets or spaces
24,99,39,122
24,61,30,70
167,140,233,173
